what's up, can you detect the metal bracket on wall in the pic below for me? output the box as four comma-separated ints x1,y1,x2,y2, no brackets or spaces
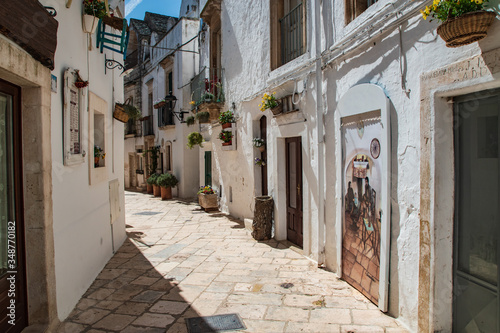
105,55,125,75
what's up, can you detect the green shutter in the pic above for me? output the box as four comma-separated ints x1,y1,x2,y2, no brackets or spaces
204,151,212,186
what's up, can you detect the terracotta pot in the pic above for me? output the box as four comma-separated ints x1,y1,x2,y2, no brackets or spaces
82,14,99,34
222,141,232,146
146,184,153,194
258,146,265,152
153,184,161,197
94,156,99,168
198,193,218,211
161,186,172,200
221,122,232,129
437,11,496,48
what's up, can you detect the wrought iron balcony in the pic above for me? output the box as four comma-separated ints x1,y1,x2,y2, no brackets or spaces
190,67,225,109
280,3,305,66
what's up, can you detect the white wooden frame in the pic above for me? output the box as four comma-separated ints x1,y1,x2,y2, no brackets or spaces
63,68,85,166
336,83,391,312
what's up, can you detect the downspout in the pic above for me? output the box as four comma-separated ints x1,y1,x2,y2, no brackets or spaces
314,0,325,265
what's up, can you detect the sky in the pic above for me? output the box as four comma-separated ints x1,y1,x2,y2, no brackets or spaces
125,0,182,21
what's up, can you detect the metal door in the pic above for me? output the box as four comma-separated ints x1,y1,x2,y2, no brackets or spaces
204,151,212,186
454,90,500,332
286,137,303,247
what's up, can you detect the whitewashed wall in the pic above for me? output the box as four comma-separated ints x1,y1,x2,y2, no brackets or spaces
39,0,127,320
199,0,500,331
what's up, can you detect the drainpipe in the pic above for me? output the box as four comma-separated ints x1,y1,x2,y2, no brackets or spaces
314,0,325,266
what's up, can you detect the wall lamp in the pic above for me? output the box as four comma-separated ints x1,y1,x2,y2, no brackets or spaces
164,94,188,122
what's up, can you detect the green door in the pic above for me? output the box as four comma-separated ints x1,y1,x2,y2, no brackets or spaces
454,90,500,332
204,151,212,186
0,80,27,332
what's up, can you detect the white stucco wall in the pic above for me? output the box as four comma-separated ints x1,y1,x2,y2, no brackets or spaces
39,0,127,320
198,0,500,331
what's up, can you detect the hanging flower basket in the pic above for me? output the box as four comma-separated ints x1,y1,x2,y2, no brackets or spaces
270,102,283,116
437,11,496,48
154,101,166,109
113,102,129,123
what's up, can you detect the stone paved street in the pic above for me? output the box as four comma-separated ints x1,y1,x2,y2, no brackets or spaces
57,191,409,333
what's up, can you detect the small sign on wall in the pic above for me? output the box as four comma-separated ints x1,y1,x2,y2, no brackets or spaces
51,75,57,93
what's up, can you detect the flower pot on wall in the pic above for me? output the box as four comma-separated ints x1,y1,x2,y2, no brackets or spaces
258,146,265,152
153,184,161,197
160,186,172,200
94,156,99,167
270,102,283,116
437,11,496,48
222,122,231,129
222,141,232,146
82,14,99,34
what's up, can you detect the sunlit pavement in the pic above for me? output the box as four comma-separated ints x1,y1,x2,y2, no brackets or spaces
57,191,409,333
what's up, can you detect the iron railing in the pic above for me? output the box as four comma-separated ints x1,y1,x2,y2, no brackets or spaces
280,3,304,66
190,67,224,108
143,116,154,136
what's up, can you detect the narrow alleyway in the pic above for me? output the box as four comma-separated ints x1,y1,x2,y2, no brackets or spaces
58,192,409,333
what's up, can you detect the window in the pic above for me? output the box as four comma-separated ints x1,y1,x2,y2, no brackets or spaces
167,71,173,95
89,92,108,185
165,144,172,172
345,0,378,24
63,68,84,165
270,0,306,70
158,106,175,127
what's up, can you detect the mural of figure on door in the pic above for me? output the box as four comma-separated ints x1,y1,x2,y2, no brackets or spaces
342,118,382,305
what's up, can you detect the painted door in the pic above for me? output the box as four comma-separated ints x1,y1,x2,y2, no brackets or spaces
260,116,268,195
286,137,303,247
0,80,28,332
204,151,212,186
454,91,500,332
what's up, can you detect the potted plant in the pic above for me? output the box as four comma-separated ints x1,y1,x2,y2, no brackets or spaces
198,185,218,211
259,92,282,115
253,138,265,152
202,92,215,103
186,115,195,126
146,174,158,194
218,110,234,129
254,157,266,167
151,174,161,197
83,0,107,33
219,130,233,146
94,145,105,167
421,0,496,47
157,173,179,200
196,111,210,123
187,132,204,149
154,98,166,109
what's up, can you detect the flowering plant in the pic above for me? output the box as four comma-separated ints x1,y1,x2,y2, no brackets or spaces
218,110,234,124
254,158,266,166
83,0,108,19
198,185,216,194
421,0,489,22
253,138,265,148
189,100,196,106
218,130,233,143
94,145,105,158
259,92,278,112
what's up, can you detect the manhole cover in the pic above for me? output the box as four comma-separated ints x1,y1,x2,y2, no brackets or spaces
134,211,161,216
280,283,294,289
185,313,246,333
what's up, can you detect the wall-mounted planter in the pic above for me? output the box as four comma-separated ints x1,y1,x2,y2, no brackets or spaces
82,14,99,34
437,11,496,48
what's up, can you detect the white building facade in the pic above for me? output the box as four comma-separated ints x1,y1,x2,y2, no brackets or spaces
0,0,127,331
124,4,201,198
196,0,500,331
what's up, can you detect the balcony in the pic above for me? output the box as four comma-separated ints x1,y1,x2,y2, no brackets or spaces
190,67,225,121
280,3,305,66
142,116,154,137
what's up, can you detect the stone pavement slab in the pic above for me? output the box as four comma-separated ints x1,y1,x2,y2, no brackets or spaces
57,192,410,332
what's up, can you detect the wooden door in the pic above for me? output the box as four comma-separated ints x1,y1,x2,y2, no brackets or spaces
0,80,28,332
286,137,303,247
260,116,268,195
204,151,212,186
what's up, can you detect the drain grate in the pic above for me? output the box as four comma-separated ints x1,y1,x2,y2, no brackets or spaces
280,282,294,289
185,313,246,333
134,211,161,216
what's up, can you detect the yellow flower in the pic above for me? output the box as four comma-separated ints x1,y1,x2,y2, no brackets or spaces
189,100,195,105
433,0,439,5
475,0,482,4
420,9,428,20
